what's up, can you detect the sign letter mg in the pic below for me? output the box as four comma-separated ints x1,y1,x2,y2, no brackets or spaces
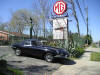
53,0,67,15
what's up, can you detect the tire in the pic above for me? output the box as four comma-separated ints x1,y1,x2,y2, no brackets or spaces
45,53,54,62
15,49,22,56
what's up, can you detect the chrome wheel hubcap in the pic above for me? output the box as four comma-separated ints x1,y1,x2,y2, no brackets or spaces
16,50,21,56
46,54,53,62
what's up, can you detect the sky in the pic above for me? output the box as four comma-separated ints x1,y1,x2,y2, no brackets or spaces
0,0,100,42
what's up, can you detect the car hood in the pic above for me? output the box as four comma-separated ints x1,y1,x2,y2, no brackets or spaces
41,45,61,50
41,46,68,53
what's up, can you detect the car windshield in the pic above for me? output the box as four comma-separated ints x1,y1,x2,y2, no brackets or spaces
37,41,43,46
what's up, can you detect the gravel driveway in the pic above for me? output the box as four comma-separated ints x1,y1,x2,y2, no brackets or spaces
0,46,73,75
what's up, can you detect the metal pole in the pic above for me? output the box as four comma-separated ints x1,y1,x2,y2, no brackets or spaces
64,17,68,49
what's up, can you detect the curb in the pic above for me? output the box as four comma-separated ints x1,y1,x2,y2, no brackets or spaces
0,46,10,47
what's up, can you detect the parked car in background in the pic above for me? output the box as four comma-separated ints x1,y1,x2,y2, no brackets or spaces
11,39,70,62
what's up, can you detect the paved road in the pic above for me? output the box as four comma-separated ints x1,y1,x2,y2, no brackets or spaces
53,47,100,75
0,46,63,75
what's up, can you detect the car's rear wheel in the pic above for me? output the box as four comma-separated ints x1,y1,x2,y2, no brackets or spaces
45,53,54,62
15,49,22,56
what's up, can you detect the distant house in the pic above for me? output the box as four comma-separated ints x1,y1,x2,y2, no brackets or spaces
95,41,100,48
0,31,29,41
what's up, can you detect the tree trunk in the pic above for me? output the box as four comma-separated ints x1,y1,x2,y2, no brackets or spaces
30,26,33,39
43,21,45,38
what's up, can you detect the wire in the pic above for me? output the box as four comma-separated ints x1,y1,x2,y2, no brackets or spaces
83,0,86,8
76,0,87,25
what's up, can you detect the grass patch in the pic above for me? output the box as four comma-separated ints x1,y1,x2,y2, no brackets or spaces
91,52,100,61
92,43,97,48
8,67,23,75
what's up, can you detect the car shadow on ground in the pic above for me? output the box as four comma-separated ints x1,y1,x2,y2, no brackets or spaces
22,55,76,65
8,64,58,75
8,59,76,75
85,51,93,53
7,55,76,75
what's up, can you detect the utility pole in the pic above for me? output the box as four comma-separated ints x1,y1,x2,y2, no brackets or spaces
30,17,33,39
86,7,89,44
86,7,89,36
64,17,68,49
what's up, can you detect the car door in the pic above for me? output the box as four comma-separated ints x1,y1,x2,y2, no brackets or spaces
23,41,33,55
31,41,45,57
29,41,39,56
23,40,40,56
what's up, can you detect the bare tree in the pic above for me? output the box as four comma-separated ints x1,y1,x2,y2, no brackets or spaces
10,9,41,39
38,0,50,38
0,18,4,31
0,23,6,31
65,0,80,37
10,9,31,34
70,0,80,37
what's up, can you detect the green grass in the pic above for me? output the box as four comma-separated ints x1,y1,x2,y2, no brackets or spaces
91,52,100,61
92,43,97,48
8,67,23,75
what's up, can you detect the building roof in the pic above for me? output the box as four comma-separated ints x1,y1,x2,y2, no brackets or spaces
0,31,14,36
0,30,29,37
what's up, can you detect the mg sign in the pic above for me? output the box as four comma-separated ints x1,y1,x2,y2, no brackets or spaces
53,0,67,15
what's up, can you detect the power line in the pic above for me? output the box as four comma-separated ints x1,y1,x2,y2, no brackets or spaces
76,0,87,25
83,0,86,8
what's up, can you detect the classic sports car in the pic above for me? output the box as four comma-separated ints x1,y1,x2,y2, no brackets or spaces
11,39,70,62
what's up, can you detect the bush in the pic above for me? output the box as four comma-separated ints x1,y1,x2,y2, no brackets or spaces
45,42,58,47
75,46,84,57
8,68,23,75
84,35,93,45
0,40,9,46
0,60,7,70
69,46,85,58
44,41,63,48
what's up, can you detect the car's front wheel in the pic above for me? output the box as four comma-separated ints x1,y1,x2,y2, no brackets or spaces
45,53,54,62
15,49,22,56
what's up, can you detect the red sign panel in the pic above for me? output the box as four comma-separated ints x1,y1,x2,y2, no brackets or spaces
53,0,67,15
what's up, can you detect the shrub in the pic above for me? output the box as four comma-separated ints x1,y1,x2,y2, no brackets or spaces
75,46,84,57
69,46,85,58
0,54,8,70
84,35,93,45
8,68,23,75
46,42,58,47
0,60,7,70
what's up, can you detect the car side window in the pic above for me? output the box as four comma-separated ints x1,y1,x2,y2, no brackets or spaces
31,41,37,46
24,41,31,46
